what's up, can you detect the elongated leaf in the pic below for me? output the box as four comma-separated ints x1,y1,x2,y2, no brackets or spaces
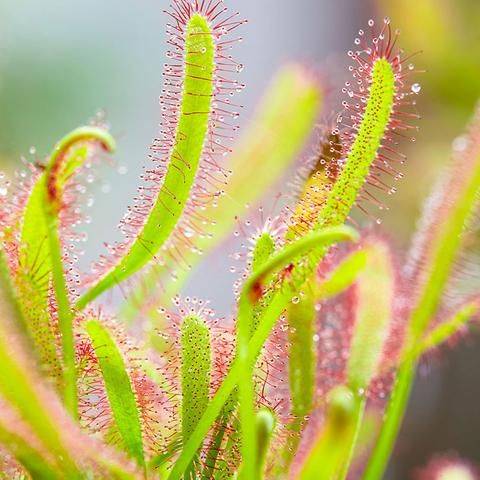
414,301,479,359
0,406,59,479
181,315,211,478
364,105,480,480
346,241,395,393
77,12,217,309
15,127,115,394
0,251,139,479
315,249,367,301
299,386,359,480
86,320,145,469
122,64,322,321
167,226,358,480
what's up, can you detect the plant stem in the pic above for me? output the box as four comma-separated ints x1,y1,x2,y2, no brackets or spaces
168,227,356,480
44,212,77,419
362,359,415,480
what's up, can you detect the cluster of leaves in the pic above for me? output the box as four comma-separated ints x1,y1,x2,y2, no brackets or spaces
0,1,478,479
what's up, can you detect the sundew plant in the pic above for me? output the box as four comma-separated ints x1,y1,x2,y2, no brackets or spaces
0,1,479,479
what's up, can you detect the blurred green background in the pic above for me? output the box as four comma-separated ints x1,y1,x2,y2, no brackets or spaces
0,0,479,477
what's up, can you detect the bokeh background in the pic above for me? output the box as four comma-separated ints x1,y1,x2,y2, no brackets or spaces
0,0,479,477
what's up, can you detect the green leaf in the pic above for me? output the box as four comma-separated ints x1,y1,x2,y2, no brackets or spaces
415,301,478,357
180,315,212,479
16,126,115,402
364,106,480,480
281,290,316,467
346,240,395,393
298,386,360,480
315,249,367,301
317,58,396,228
168,226,358,480
0,407,61,479
255,409,276,478
77,13,216,309
121,64,322,321
86,320,145,469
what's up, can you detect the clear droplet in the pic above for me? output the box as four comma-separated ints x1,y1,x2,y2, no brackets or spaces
411,83,421,94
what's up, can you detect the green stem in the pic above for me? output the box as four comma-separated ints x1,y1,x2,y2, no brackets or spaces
168,226,357,480
364,116,480,479
362,359,415,480
338,395,366,480
41,126,115,418
44,211,77,418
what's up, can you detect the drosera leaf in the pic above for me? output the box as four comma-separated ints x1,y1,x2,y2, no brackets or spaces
44,127,116,417
77,2,246,309
336,239,395,480
0,252,139,479
319,58,395,227
364,104,480,480
238,409,276,480
315,249,367,301
167,226,357,480
287,292,316,418
180,315,212,479
14,126,115,390
298,386,358,480
255,409,276,479
310,18,419,232
201,231,277,479
346,240,395,394
86,320,145,470
0,402,60,479
281,289,316,469
121,63,322,321
414,301,479,358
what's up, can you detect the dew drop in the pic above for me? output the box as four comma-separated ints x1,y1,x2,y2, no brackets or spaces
411,83,421,94
452,135,468,152
0,187,7,196
29,146,36,155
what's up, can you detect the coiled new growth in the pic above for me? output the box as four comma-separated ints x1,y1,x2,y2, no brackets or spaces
10,127,115,414
77,1,245,308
